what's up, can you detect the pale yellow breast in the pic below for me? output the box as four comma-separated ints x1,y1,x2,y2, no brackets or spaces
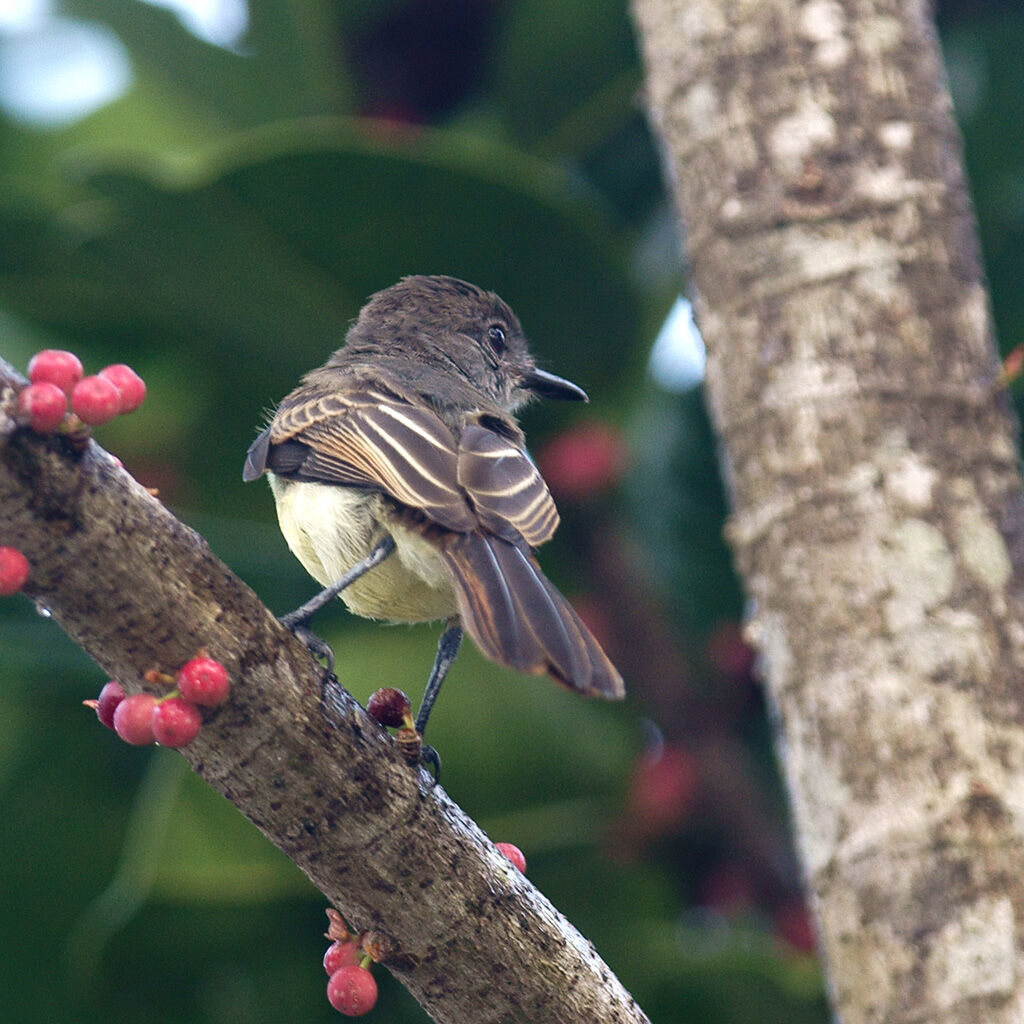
268,474,458,623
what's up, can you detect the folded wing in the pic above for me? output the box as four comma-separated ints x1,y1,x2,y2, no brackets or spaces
456,423,559,547
253,385,477,532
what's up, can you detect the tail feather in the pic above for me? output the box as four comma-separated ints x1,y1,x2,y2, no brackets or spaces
497,541,590,687
439,532,624,699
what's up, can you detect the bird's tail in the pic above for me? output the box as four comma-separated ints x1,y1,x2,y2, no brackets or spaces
438,532,624,700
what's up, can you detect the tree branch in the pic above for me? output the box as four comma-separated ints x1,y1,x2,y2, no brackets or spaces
0,357,649,1024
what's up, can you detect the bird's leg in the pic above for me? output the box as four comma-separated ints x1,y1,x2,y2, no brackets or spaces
280,535,396,673
415,621,463,779
416,620,464,735
280,535,396,629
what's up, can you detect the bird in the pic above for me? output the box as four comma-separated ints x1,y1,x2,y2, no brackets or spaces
243,275,624,743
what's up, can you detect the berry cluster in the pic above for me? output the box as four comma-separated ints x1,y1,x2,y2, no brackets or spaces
87,654,230,749
316,835,525,1017
0,546,30,596
16,348,145,433
322,909,379,1017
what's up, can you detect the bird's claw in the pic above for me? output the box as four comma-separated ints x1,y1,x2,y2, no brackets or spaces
283,621,336,677
420,744,441,784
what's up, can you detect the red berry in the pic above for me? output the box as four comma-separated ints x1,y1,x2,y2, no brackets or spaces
17,382,67,433
0,547,30,595
366,687,411,727
327,965,378,1016
28,349,83,395
495,842,527,873
113,693,159,745
1002,345,1024,385
176,656,231,707
626,745,700,833
99,363,146,413
775,900,816,953
570,595,614,651
700,862,756,916
705,621,756,680
152,697,202,748
537,422,628,500
95,680,126,729
72,375,121,425
324,940,361,975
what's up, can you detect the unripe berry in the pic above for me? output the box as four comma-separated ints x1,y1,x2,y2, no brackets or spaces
95,680,126,729
366,687,411,727
152,697,202,748
176,656,231,706
17,382,67,433
71,375,121,425
27,349,83,394
323,940,361,975
495,842,527,873
99,363,146,413
0,547,30,595
113,693,159,745
327,965,378,1016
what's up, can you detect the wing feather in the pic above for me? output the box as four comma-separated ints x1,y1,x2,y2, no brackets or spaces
457,423,559,548
266,386,476,532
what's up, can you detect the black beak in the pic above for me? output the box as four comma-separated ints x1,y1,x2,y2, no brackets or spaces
523,367,589,402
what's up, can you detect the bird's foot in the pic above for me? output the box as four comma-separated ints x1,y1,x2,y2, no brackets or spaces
420,744,441,784
283,621,337,681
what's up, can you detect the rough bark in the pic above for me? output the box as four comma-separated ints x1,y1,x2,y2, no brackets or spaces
0,358,649,1024
632,1,1024,1022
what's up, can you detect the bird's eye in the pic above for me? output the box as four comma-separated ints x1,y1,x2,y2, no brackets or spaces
487,325,506,352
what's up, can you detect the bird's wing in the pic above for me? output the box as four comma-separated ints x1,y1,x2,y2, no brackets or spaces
251,385,477,532
456,423,559,549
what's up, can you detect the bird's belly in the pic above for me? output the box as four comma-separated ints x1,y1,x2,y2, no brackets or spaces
268,475,458,623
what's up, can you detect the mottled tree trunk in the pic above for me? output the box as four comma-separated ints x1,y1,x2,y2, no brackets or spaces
632,1,1024,1022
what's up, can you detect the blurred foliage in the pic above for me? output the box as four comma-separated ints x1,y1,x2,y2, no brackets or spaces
1,1,1021,1022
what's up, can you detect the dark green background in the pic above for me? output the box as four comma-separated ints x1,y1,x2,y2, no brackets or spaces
1,2,1018,1021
